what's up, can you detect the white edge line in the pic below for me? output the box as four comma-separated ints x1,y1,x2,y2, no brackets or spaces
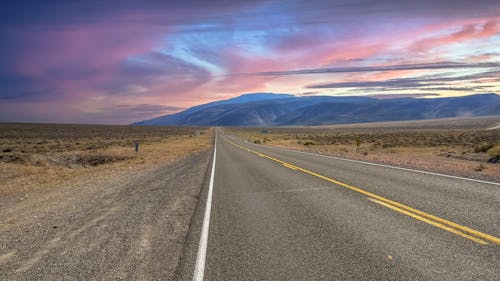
192,129,217,281
236,136,500,186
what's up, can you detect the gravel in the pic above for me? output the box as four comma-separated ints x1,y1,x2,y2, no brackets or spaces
0,149,211,280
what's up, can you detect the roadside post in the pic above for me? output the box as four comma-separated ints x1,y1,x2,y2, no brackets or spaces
134,141,140,155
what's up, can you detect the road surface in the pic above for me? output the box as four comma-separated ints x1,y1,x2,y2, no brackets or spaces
179,129,499,281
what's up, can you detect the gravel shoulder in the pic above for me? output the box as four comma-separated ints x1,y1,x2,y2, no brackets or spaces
0,148,212,280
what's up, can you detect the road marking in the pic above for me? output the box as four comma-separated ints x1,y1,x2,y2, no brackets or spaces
367,198,488,245
249,141,500,186
224,136,500,245
283,163,298,170
192,130,217,281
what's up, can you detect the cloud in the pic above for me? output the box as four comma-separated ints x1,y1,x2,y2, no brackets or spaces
368,94,440,99
299,91,321,96
242,62,500,77
422,86,493,92
0,1,268,27
309,80,421,89
468,52,500,61
105,52,213,96
115,104,184,113
410,20,500,53
305,69,500,89
76,104,185,125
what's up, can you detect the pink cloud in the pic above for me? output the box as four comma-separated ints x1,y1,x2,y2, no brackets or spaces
467,53,499,62
9,22,165,83
410,20,500,53
211,47,281,95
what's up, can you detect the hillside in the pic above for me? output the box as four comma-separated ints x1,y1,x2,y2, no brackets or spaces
132,93,500,126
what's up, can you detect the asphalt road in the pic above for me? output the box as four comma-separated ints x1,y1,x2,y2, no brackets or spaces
179,129,499,281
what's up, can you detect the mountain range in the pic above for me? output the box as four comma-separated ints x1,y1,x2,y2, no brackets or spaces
132,93,500,126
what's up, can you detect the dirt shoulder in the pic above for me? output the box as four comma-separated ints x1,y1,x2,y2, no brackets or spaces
229,128,500,183
0,125,213,280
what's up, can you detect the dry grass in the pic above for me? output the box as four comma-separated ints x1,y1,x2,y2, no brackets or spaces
228,125,500,182
311,115,500,130
0,124,211,196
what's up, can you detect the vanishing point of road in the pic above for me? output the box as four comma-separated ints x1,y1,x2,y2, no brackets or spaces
178,128,499,281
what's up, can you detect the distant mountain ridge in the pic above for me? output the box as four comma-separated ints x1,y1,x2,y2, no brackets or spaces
132,93,500,126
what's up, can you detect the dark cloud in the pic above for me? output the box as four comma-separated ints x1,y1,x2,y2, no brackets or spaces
368,94,440,99
0,1,264,26
76,103,185,124
299,91,321,96
0,75,56,100
115,104,184,113
310,80,421,89
2,1,498,30
305,69,500,90
422,86,493,92
247,62,500,77
357,87,492,93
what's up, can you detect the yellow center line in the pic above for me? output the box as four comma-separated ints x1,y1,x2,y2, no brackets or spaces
367,198,488,245
224,136,500,245
283,163,299,170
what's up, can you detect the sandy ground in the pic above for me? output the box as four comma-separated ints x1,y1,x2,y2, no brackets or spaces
0,130,212,280
258,141,500,182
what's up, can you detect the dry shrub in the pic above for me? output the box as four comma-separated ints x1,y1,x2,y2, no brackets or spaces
475,142,494,153
487,146,500,157
303,140,315,146
77,155,133,166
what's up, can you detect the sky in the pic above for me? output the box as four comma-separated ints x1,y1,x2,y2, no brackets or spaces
0,0,499,124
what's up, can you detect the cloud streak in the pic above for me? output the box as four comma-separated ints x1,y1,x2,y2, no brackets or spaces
242,62,500,77
306,70,500,89
368,93,440,99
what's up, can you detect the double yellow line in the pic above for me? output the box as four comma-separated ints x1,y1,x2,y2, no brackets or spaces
225,137,500,245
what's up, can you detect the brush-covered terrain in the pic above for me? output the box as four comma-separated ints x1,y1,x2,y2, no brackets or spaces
0,123,210,195
228,116,500,182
